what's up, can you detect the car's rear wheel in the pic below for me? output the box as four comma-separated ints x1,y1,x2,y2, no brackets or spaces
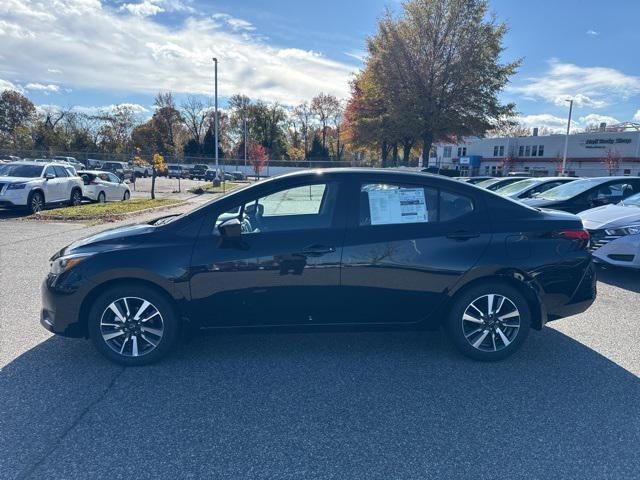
69,188,82,207
97,192,106,203
123,190,130,201
444,282,530,361
28,191,44,214
88,285,179,366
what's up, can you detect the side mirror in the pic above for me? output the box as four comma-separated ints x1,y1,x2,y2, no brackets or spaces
218,218,242,238
45,173,55,180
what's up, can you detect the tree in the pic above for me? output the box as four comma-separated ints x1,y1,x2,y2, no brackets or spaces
602,149,621,176
150,153,167,199
153,92,183,156
180,95,212,153
307,135,329,160
486,122,532,138
0,90,36,149
364,0,519,160
248,142,268,179
292,102,313,159
311,93,340,151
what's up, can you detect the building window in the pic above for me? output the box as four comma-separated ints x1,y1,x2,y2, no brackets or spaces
538,145,544,157
532,145,538,157
499,146,505,156
525,146,531,156
518,146,524,157
524,166,530,172
624,169,631,176
485,166,490,174
443,146,452,158
457,147,467,157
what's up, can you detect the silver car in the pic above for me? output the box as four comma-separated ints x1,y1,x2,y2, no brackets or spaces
579,192,640,269
494,177,577,200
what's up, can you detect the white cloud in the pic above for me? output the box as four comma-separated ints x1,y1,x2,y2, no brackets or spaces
47,68,62,74
510,59,640,108
344,50,366,62
120,1,164,17
25,82,60,92
578,113,619,127
516,114,569,133
633,110,640,122
0,78,22,92
0,0,354,104
211,13,255,32
586,30,599,36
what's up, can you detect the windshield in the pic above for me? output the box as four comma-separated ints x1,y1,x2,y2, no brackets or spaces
620,192,640,207
475,178,502,188
0,164,43,178
495,179,539,196
536,178,602,201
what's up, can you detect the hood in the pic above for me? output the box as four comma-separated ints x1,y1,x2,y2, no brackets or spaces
521,197,558,207
55,223,156,258
578,204,640,230
0,176,40,183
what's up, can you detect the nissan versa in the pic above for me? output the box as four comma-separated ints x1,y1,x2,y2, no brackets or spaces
41,169,596,365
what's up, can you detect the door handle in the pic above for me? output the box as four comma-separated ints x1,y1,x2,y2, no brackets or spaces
301,245,336,256
446,231,480,241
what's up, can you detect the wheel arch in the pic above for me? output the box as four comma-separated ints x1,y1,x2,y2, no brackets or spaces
78,278,182,337
441,273,544,330
28,188,45,203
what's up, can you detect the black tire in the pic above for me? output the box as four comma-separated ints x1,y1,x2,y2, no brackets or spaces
88,284,180,366
97,192,106,203
69,188,82,207
123,190,130,201
444,282,531,361
28,191,45,214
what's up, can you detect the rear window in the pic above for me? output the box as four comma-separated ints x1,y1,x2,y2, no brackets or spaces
359,183,474,226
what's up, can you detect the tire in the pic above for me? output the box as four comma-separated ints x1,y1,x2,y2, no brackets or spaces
97,192,106,203
123,190,130,201
69,188,82,207
28,191,45,214
88,284,180,366
444,282,531,361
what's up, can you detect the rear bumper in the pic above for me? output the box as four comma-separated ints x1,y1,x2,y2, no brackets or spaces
545,260,597,322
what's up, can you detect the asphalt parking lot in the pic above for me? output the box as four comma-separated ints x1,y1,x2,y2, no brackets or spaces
1,208,639,479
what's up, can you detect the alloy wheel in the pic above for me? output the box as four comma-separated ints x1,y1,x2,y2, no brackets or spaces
31,194,44,213
100,297,164,357
461,294,521,352
71,190,82,206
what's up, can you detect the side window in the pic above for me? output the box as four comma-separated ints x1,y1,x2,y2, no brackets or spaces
107,173,120,183
439,190,474,222
53,166,68,177
260,184,326,216
44,166,56,178
359,183,437,226
216,182,337,234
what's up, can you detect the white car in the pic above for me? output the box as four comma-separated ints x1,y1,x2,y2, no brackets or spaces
78,170,131,203
0,161,84,213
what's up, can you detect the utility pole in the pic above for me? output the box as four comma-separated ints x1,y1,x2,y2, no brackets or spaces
212,57,219,170
243,117,248,167
562,99,573,176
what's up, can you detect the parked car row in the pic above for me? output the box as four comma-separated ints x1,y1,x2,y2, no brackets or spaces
461,173,640,269
0,161,131,213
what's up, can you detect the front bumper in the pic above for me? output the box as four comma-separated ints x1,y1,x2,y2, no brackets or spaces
589,232,640,269
40,275,86,337
0,187,29,206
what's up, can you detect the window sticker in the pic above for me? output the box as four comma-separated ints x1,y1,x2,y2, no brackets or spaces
368,187,428,225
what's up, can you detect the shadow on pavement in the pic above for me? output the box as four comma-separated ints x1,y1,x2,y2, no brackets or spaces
0,208,29,220
595,265,640,293
1,328,639,479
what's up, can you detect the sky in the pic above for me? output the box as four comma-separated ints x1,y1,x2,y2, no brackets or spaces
0,0,639,132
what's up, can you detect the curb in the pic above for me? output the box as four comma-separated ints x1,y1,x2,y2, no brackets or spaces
31,200,188,223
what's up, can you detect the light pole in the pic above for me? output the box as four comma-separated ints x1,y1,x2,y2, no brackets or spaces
243,117,248,167
212,57,219,170
561,99,573,176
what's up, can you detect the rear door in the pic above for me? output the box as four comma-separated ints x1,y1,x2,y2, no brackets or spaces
106,172,123,200
339,175,492,325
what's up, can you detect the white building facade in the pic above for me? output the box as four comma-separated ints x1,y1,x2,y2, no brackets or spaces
428,129,640,177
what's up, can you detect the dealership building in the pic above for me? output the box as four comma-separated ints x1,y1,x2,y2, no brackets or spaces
427,124,640,177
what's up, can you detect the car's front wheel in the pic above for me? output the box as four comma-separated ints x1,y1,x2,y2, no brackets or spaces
123,190,130,201
88,285,179,366
69,188,82,207
28,191,44,214
444,282,531,361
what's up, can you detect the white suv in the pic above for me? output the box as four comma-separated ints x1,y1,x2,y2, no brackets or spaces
0,161,84,213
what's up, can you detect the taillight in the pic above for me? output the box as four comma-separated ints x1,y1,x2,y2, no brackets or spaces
555,229,590,250
557,230,590,241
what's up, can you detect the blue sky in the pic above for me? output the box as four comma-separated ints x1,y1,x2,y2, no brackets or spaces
1,0,639,132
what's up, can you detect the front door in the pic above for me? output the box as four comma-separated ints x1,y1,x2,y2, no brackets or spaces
189,180,347,327
339,177,492,325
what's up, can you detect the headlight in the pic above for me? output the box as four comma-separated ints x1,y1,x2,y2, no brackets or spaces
7,183,27,190
50,253,92,275
605,225,640,236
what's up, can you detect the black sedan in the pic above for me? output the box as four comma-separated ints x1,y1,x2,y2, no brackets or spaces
41,169,596,365
522,176,640,213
